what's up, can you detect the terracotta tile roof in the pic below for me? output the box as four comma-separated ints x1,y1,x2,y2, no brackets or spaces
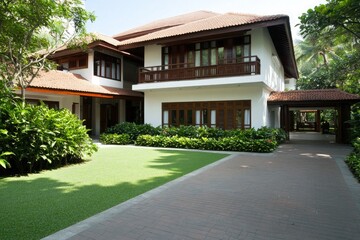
29,70,143,98
91,32,122,46
113,11,219,40
117,12,287,46
268,89,360,102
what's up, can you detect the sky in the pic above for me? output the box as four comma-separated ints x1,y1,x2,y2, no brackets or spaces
84,0,327,41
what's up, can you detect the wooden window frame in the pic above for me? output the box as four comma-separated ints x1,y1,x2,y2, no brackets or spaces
94,51,121,81
57,54,88,70
161,35,251,68
162,100,251,130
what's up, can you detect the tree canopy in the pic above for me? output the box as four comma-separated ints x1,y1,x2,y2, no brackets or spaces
296,0,360,94
0,0,95,99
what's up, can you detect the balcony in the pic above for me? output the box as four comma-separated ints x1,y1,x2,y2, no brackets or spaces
139,56,260,83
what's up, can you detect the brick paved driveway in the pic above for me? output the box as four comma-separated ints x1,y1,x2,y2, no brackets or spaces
44,138,360,240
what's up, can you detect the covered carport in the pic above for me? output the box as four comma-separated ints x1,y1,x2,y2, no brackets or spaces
268,89,360,143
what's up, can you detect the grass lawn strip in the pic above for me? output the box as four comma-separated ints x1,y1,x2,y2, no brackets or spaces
0,146,228,240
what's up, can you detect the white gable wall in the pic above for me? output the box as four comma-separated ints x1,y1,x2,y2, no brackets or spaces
251,28,285,91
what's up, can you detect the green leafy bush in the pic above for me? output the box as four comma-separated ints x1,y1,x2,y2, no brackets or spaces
135,135,278,153
105,122,161,141
103,123,283,153
0,83,98,175
345,137,360,181
100,133,131,145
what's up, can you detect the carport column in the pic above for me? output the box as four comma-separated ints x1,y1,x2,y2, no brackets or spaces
337,103,351,143
280,105,290,140
93,98,101,137
316,110,321,132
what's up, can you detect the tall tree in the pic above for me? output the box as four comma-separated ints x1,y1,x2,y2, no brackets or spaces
0,0,95,99
299,0,360,41
296,0,360,93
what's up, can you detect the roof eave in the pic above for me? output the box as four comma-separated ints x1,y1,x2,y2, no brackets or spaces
27,86,144,100
117,17,289,50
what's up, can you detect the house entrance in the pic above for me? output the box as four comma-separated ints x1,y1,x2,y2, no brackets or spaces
100,103,118,133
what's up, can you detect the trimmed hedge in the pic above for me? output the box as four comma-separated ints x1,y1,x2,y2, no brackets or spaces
100,123,286,153
99,133,131,145
135,135,277,153
105,122,161,141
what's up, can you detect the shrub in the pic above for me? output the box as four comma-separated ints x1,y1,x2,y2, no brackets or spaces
135,135,278,153
345,137,360,181
105,122,161,142
104,123,283,153
100,133,131,145
0,87,98,175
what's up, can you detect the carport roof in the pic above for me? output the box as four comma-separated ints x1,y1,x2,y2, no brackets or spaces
268,89,360,105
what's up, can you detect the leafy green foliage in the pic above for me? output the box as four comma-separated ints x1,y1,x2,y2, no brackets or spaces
105,122,161,141
299,0,360,40
345,138,360,181
0,83,97,174
135,135,278,153
296,0,360,93
101,123,285,153
0,0,95,99
100,133,131,145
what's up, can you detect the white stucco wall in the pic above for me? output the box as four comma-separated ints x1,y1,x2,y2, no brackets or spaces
251,28,285,91
144,45,162,67
24,91,80,116
143,83,269,129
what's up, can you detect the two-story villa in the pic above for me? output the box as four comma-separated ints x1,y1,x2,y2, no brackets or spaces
27,11,298,135
114,11,298,130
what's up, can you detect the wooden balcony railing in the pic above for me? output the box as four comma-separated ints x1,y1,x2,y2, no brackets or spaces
139,56,260,83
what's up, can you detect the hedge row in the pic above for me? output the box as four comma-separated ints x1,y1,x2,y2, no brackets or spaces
100,122,287,153
135,135,277,153
105,122,287,142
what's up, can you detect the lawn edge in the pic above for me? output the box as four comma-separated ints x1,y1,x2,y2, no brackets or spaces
42,151,236,240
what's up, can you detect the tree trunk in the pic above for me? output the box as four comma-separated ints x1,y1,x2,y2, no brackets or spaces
20,86,26,101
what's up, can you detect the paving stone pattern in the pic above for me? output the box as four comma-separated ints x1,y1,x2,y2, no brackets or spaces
43,138,360,240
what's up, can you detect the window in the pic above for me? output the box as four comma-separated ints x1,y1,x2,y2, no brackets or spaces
94,51,121,81
57,54,88,70
163,110,169,127
162,100,251,129
161,35,251,68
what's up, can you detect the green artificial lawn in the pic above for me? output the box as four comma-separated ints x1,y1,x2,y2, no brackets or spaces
0,146,228,240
